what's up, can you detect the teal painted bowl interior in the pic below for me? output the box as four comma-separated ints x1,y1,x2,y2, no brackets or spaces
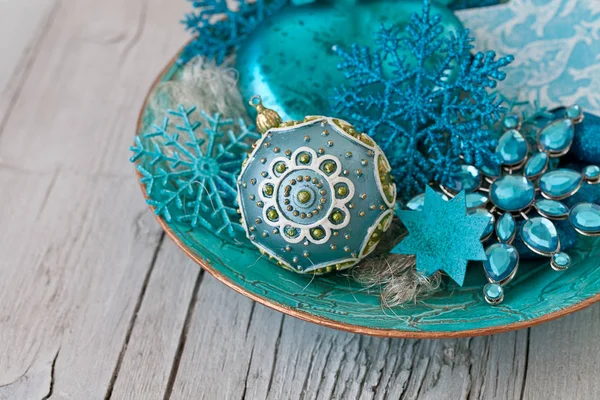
137,55,600,338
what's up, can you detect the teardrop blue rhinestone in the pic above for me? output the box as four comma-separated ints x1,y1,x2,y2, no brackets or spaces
521,217,559,255
497,129,528,166
569,203,600,235
483,283,504,305
480,159,501,179
539,169,582,199
483,243,519,283
445,165,482,194
534,199,569,218
468,208,494,240
490,175,536,211
466,193,488,209
538,119,574,155
496,213,516,243
525,152,548,178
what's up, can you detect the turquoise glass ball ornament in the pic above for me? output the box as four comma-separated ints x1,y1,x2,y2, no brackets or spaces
237,96,396,274
234,0,463,121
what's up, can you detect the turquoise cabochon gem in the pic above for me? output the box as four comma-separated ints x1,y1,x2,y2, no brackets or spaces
521,217,559,255
565,105,583,120
583,165,600,181
551,252,572,271
235,0,464,121
483,243,518,283
502,114,520,130
538,118,574,155
490,175,535,212
480,158,501,179
569,203,600,235
466,192,488,209
444,165,482,194
534,199,569,219
496,213,516,243
525,152,548,178
539,169,583,199
483,283,504,305
496,129,528,166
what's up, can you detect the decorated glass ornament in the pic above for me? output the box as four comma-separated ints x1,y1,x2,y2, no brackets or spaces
405,105,600,305
237,96,396,274
235,0,463,121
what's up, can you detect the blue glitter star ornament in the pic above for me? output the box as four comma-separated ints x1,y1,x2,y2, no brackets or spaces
392,187,489,286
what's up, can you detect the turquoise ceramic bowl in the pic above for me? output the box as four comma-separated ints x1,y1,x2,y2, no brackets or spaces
135,53,600,339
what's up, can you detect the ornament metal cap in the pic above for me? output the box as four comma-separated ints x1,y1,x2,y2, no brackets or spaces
249,95,282,134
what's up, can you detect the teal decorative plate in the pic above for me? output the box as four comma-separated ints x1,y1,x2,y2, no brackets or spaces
134,53,600,339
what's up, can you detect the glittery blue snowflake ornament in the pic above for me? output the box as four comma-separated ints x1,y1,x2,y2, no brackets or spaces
331,0,514,202
392,186,489,286
180,0,288,65
130,104,260,237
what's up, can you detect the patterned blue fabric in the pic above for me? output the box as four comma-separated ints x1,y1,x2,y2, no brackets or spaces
457,0,600,115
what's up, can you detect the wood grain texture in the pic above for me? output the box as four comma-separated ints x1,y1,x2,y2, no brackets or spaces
167,276,530,400
0,0,58,121
109,240,202,400
0,0,599,398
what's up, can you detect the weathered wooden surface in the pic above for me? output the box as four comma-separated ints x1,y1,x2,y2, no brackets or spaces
0,0,599,399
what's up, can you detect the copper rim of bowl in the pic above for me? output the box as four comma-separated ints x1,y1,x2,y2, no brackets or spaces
133,47,600,339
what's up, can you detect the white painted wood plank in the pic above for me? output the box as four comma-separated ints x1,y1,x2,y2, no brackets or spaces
0,0,57,112
522,304,600,400
169,276,284,400
166,274,529,400
0,0,189,397
0,349,58,400
0,0,189,174
0,168,163,397
110,240,202,400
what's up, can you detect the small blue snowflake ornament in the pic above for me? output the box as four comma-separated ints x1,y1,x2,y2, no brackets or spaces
130,104,260,237
332,0,514,202
392,186,489,286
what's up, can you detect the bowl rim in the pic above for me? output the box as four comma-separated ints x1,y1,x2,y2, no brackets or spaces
134,49,600,339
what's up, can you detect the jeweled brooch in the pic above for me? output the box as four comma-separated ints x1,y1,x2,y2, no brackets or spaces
405,105,600,304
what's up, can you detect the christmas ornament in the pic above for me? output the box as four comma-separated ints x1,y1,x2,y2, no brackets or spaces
331,0,513,202
131,104,260,237
392,187,489,286
237,96,396,274
235,0,463,121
